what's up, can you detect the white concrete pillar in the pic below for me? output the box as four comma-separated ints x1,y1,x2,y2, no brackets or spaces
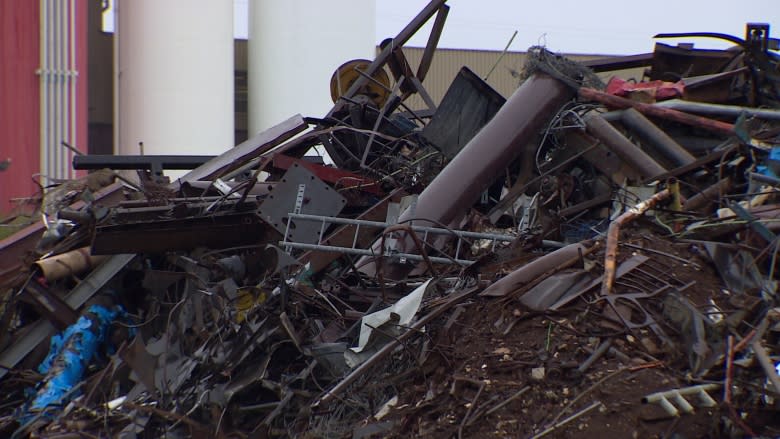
116,0,234,158
248,0,376,136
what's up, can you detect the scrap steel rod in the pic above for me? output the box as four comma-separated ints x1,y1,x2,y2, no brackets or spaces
620,108,696,167
584,113,667,180
579,87,735,136
601,188,671,295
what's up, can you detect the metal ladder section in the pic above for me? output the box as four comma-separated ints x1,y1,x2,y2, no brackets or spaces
280,213,520,266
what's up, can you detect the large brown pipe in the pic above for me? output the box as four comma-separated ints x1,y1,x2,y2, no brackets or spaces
362,72,574,279
620,108,696,167
682,177,732,213
584,113,667,181
480,242,589,297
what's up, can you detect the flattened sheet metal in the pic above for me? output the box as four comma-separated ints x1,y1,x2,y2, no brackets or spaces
258,163,347,244
174,114,307,187
422,66,506,159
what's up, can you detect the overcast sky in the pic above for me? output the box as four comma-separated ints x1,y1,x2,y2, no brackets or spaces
235,0,778,55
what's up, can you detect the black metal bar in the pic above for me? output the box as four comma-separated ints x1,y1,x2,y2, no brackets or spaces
417,4,449,82
73,155,214,170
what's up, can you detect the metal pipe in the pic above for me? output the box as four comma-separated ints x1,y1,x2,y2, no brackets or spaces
481,243,588,297
289,213,519,242
69,0,77,178
601,189,671,296
584,113,667,180
282,241,474,266
620,108,696,167
656,99,780,121
579,87,735,136
365,72,574,279
37,0,48,186
749,172,780,188
751,339,780,395
641,384,720,416
578,338,613,373
54,0,63,180
682,177,732,212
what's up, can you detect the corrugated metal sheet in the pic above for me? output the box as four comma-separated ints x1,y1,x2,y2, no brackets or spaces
233,41,646,132
401,47,645,109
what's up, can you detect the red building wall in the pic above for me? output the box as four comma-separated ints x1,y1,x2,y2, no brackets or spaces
0,1,88,215
0,1,41,214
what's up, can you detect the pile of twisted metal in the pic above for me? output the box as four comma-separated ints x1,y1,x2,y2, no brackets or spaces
2,2,780,437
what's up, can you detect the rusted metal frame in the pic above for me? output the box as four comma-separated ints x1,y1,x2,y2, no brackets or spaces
723,335,758,436
237,154,275,206
0,182,125,287
416,4,450,82
601,189,671,296
619,108,696,167
579,87,735,136
581,53,654,72
583,113,667,180
173,114,308,189
313,284,480,408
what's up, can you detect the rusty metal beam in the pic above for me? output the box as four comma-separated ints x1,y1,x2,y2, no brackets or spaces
92,212,280,254
24,281,79,330
602,189,671,296
579,87,735,136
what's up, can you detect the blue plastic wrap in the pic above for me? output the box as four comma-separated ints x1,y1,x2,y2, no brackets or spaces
29,304,126,411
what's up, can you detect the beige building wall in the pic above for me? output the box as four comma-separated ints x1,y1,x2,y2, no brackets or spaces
400,47,646,110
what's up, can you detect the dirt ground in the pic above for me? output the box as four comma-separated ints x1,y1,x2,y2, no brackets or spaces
363,233,780,438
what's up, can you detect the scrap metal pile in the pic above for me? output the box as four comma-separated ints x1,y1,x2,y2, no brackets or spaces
3,2,780,437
